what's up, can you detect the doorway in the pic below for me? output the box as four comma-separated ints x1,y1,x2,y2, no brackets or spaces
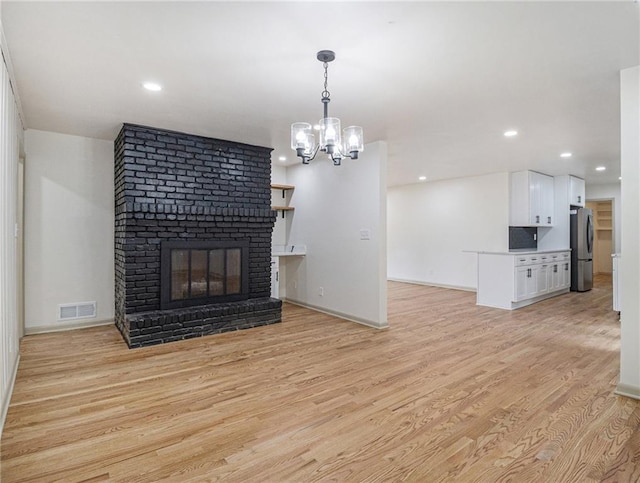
585,200,613,275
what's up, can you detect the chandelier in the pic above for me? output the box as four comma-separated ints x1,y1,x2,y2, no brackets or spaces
291,50,364,166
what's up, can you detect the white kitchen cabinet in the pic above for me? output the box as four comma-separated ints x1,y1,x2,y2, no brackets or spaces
510,170,555,227
549,261,564,291
514,265,538,301
270,257,279,299
561,260,571,288
540,174,555,226
569,176,586,207
536,263,549,294
477,250,571,310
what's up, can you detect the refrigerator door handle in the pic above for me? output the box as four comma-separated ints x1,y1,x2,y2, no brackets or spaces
586,214,594,255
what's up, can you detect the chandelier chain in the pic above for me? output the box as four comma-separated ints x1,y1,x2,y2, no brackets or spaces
322,62,330,99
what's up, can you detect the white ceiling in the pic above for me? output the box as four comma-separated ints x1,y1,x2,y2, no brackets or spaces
1,1,638,187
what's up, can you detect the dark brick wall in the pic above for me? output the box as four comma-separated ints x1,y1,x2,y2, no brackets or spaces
114,124,280,348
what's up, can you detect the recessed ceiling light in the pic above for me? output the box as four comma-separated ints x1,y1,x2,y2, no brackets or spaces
418,176,427,181
595,166,606,171
503,130,518,137
142,82,162,92
560,152,572,158
278,156,286,162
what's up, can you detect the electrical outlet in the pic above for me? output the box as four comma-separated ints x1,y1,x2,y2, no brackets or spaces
319,287,324,296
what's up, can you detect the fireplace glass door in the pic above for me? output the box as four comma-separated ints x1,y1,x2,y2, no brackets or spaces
161,241,248,309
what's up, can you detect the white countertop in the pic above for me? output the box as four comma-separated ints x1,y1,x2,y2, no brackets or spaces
472,248,571,256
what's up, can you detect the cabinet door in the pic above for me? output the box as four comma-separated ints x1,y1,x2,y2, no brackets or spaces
529,172,542,225
270,257,279,298
515,266,538,301
515,266,529,301
536,265,549,294
570,176,585,207
510,171,533,226
540,174,555,226
562,261,571,288
550,263,562,290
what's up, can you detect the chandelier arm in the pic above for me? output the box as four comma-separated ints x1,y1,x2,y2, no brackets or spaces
300,144,321,164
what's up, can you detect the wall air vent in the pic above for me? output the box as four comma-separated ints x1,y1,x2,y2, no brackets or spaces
58,302,97,321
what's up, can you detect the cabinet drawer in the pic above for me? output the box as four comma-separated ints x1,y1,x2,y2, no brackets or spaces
514,255,540,266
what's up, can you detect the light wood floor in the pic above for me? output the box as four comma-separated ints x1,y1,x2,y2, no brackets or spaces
2,275,639,482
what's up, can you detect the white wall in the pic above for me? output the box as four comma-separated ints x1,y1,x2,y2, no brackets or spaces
0,27,23,436
586,183,621,254
271,164,288,249
24,130,114,332
617,65,640,399
283,142,387,328
388,172,509,290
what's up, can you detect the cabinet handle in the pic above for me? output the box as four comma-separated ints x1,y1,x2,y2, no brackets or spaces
536,215,540,223
527,268,531,278
565,263,568,271
554,265,558,273
547,216,551,224
578,195,582,203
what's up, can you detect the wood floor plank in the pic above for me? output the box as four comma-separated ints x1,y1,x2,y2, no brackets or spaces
2,274,639,481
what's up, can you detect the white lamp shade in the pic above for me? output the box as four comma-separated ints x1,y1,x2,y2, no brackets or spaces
302,132,315,156
343,126,364,153
319,117,341,148
291,122,313,150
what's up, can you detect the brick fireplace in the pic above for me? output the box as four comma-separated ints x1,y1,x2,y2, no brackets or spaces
114,124,281,348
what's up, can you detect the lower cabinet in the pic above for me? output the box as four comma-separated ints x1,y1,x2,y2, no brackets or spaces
270,257,279,299
536,264,549,295
478,251,571,310
515,266,538,301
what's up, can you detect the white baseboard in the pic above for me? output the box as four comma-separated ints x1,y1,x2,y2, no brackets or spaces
1,353,20,439
387,277,476,293
283,298,388,329
615,383,640,400
25,318,114,335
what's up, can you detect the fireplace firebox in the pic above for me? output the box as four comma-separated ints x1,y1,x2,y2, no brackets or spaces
161,241,249,309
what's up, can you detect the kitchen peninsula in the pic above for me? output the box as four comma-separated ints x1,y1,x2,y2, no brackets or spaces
476,249,571,310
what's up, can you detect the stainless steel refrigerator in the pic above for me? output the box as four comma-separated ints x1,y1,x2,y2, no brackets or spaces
570,207,594,292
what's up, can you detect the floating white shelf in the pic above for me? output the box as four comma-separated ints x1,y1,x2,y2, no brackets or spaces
272,244,306,257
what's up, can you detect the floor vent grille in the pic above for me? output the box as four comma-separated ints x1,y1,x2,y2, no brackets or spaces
58,302,97,321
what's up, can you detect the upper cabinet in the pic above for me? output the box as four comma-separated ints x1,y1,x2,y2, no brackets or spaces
510,170,555,227
569,176,586,207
